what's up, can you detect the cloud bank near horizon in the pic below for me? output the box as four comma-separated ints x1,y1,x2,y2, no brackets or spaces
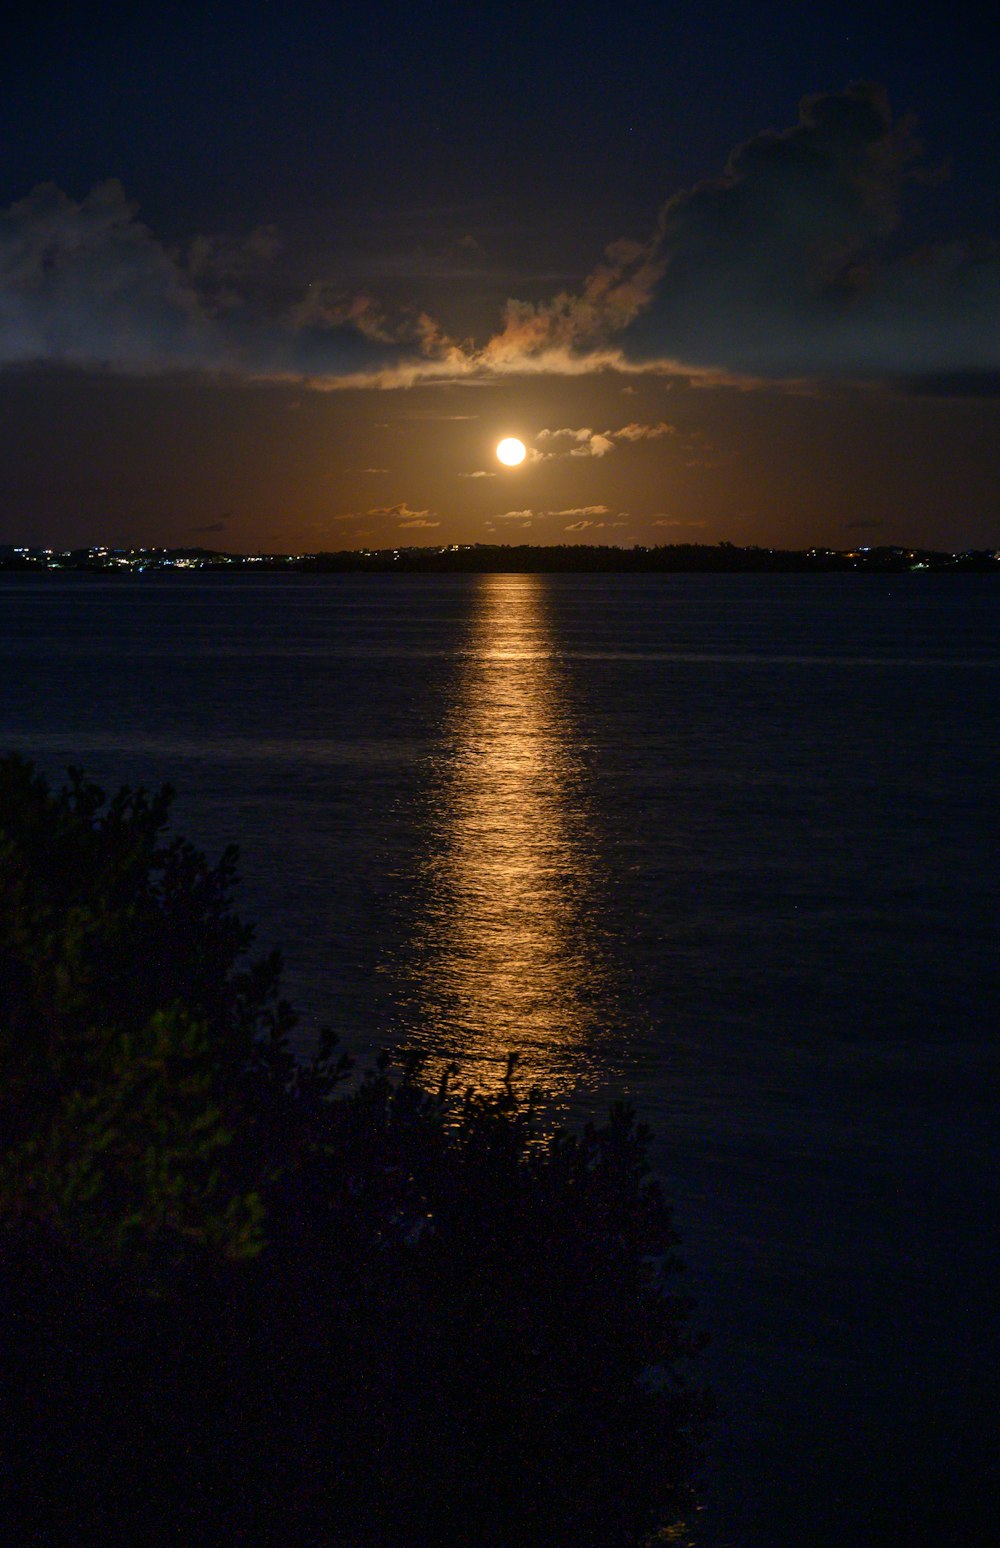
2,85,997,393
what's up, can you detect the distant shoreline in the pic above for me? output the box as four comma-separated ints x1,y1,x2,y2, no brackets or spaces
2,542,998,576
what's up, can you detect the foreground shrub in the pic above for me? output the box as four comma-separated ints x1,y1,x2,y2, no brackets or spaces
0,755,708,1546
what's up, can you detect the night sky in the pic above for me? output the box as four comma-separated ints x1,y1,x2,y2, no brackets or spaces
3,1,998,553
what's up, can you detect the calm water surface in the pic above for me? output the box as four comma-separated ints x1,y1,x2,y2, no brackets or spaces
2,570,997,1546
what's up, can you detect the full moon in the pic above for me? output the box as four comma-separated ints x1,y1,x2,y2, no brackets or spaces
496,437,526,466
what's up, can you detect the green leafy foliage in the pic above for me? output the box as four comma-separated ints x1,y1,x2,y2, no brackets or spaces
0,755,708,1545
0,754,289,1271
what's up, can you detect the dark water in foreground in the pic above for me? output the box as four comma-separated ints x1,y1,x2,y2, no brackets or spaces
2,571,998,1545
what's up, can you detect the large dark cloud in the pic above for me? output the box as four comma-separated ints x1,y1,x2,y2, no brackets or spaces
622,83,1000,380
473,84,1000,388
0,180,213,370
0,179,437,381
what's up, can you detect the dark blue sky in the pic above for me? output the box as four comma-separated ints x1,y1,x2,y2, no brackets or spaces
1,0,997,550
7,2,995,240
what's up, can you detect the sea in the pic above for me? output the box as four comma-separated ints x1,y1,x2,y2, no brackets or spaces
2,569,997,1546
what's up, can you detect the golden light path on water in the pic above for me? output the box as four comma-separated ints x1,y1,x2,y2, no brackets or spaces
397,573,619,1098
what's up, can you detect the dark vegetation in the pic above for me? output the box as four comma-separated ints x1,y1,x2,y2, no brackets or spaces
3,541,998,573
0,755,708,1546
296,543,999,574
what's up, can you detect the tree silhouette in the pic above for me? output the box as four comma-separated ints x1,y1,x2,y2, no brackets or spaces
0,754,708,1546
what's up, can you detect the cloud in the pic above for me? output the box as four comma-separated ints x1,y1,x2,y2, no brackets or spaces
0,177,661,387
493,504,610,521
329,501,436,523
398,410,479,420
612,421,675,440
4,88,997,392
360,466,388,473
190,515,230,534
458,469,497,478
461,82,1000,387
0,180,461,381
564,520,597,531
369,502,435,520
533,423,673,458
533,427,613,458
653,518,707,528
0,180,213,370
184,224,282,313
536,427,594,444
477,235,664,371
622,83,1000,383
536,427,613,453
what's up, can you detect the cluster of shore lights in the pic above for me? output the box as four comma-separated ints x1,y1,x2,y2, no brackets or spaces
496,437,526,466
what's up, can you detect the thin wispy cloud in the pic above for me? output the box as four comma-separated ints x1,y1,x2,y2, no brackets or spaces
328,501,435,523
493,504,612,521
613,421,675,441
554,505,611,517
398,411,479,421
370,502,435,520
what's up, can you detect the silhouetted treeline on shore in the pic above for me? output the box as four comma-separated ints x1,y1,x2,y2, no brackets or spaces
298,542,998,574
2,541,998,574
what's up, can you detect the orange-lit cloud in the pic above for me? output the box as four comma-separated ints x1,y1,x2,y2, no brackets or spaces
329,501,436,524
613,421,675,440
536,427,615,458
476,235,663,371
533,423,674,458
493,504,611,521
555,505,612,517
369,502,433,519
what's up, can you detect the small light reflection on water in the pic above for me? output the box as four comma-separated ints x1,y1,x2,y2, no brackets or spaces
394,573,618,1096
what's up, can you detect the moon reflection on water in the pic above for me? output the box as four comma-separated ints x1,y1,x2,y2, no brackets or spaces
396,572,619,1097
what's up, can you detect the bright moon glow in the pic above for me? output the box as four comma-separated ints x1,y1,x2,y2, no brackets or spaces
496,437,527,466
